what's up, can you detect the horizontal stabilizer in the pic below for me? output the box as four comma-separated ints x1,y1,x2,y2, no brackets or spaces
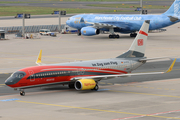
168,16,180,22
139,57,171,62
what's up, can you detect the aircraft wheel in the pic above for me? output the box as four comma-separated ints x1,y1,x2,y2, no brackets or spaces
91,84,99,91
109,35,112,38
94,84,99,91
130,33,137,37
77,30,81,36
20,91,25,96
109,34,119,39
116,34,120,38
133,33,137,37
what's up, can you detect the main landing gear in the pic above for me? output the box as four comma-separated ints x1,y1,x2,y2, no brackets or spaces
130,33,137,37
91,82,99,91
108,28,120,39
109,34,119,39
20,90,25,96
77,29,81,36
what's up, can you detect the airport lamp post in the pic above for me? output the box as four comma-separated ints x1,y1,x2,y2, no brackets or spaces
22,13,25,37
140,0,143,14
59,11,61,33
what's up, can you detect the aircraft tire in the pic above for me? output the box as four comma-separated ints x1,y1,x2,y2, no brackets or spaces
77,30,81,36
92,84,99,91
20,91,25,96
116,34,120,38
109,35,112,38
109,35,119,39
130,33,137,37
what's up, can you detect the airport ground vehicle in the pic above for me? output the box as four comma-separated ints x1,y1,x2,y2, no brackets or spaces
39,29,52,36
5,21,176,96
15,13,30,18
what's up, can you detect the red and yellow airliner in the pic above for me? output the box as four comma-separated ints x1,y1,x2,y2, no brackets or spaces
5,21,176,96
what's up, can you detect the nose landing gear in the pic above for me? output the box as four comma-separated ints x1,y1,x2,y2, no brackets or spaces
20,90,25,96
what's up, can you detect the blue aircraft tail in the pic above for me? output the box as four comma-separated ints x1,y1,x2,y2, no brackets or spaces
163,0,180,16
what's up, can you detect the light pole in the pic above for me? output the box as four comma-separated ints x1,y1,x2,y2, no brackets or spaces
140,0,143,14
22,13,25,37
59,11,61,33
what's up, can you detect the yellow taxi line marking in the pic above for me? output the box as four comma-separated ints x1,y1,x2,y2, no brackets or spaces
15,100,180,119
109,90,180,98
149,87,154,89
0,84,5,85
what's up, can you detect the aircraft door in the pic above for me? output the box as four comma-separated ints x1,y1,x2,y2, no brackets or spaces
28,70,35,82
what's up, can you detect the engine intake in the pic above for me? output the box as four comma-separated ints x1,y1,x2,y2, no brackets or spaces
81,27,100,36
75,79,96,90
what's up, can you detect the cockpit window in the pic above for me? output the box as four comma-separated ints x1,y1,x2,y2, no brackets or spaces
11,72,26,78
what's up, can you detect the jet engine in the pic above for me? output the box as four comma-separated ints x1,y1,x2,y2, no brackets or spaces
75,79,96,90
81,27,100,36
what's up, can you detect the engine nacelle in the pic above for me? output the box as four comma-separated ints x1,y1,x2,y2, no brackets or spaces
75,79,96,90
81,27,100,36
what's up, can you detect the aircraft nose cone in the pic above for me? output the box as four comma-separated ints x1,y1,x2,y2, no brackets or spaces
5,77,14,86
5,79,11,85
66,20,70,26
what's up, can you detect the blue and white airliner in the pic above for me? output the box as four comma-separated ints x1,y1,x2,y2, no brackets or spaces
66,0,180,38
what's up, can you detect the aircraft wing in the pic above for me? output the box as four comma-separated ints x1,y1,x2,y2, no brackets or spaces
71,58,176,81
86,21,118,29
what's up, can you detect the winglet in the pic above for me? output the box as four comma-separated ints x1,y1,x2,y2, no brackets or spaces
166,58,176,73
36,50,42,65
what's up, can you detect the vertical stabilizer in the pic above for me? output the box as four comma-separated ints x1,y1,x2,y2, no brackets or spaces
163,0,180,16
117,20,150,58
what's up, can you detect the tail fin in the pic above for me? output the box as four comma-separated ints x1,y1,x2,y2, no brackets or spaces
117,20,150,58
163,0,180,16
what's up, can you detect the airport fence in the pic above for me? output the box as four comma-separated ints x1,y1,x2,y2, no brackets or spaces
0,25,65,34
